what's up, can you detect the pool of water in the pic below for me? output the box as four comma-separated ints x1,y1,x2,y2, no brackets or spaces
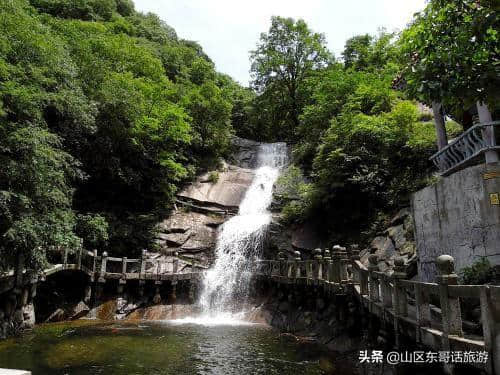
0,320,357,374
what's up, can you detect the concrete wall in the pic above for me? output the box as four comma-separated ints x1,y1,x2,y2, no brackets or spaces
412,162,500,282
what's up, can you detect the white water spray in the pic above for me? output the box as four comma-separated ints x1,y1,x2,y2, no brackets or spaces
179,143,287,325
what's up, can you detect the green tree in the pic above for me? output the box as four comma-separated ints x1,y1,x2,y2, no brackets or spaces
342,34,373,70
250,16,331,140
0,0,240,266
0,126,80,271
400,0,500,115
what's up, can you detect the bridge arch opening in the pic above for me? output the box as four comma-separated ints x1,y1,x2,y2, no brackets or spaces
35,270,90,323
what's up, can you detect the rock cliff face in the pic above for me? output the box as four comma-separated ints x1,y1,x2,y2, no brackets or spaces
154,137,261,267
359,207,417,277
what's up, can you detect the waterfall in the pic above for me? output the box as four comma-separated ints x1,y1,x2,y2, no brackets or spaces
194,142,287,324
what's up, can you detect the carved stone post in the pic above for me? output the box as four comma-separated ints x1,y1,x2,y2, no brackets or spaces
293,251,301,279
305,255,313,280
392,258,408,317
477,101,499,163
77,248,82,270
360,269,369,296
392,257,408,347
121,257,127,282
98,251,108,283
277,251,286,277
286,255,293,279
350,245,360,284
92,250,98,277
368,254,380,303
63,248,69,267
436,255,463,337
436,255,463,375
117,279,126,312
323,250,331,282
313,248,322,280
480,285,500,375
380,274,392,309
140,250,147,279
339,246,349,283
331,245,342,283
30,282,37,302
414,281,431,343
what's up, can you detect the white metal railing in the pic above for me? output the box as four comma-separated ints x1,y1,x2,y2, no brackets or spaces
430,121,500,176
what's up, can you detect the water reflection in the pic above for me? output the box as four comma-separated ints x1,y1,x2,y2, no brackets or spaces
0,320,356,375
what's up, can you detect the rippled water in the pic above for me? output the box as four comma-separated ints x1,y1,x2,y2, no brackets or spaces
0,320,357,374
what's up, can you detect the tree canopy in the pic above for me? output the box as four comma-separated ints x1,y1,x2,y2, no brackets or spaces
250,16,331,141
0,0,241,270
400,0,499,117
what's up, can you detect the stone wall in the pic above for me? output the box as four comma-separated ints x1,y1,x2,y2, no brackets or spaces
412,162,500,282
250,279,363,353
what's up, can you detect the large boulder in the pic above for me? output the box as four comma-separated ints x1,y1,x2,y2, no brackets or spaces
177,163,254,210
156,211,220,264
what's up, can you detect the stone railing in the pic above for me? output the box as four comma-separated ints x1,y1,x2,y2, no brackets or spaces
254,248,499,375
1,248,206,294
430,120,500,176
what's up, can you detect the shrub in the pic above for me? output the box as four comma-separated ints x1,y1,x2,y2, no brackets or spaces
460,257,494,285
207,171,219,183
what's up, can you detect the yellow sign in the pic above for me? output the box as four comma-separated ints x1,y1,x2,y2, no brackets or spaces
490,193,499,205
484,172,500,180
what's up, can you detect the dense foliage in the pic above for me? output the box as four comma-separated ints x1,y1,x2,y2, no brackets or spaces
399,0,499,121
0,0,241,270
261,20,467,242
249,17,331,141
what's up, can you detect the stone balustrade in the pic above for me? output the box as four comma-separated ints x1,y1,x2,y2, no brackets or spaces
0,248,207,295
254,247,500,375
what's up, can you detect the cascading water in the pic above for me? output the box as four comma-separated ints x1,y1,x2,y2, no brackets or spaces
184,143,287,324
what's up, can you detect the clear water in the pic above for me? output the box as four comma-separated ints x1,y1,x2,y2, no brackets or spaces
197,143,288,322
0,320,356,374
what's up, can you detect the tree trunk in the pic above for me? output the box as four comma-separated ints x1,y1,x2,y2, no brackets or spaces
432,101,448,150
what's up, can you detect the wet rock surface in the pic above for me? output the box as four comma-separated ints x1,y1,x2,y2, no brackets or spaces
154,138,263,266
229,136,261,168
177,162,254,211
